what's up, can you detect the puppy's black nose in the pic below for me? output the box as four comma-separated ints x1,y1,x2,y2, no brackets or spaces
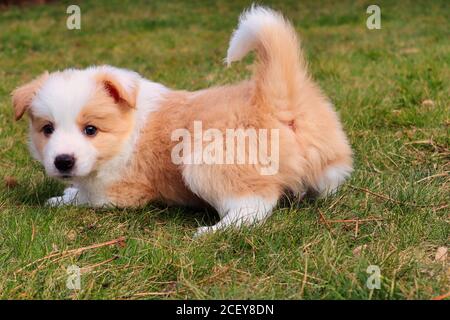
54,154,75,172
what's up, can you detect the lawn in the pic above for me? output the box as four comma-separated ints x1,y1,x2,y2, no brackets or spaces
0,0,448,299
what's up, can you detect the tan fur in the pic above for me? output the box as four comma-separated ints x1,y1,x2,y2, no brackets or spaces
12,72,49,120
28,75,136,166
95,73,136,108
15,8,353,230
107,80,352,207
77,83,135,167
29,114,52,156
106,13,352,208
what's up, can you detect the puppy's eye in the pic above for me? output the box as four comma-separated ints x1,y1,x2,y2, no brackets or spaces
42,124,54,136
83,125,98,137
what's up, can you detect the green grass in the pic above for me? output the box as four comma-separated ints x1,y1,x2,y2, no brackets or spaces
0,0,449,300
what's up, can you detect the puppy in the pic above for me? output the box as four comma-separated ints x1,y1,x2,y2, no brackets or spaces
12,7,353,235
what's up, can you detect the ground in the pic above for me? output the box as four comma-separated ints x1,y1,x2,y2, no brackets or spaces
0,0,448,299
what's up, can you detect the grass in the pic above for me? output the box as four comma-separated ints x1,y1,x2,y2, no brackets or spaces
0,0,448,300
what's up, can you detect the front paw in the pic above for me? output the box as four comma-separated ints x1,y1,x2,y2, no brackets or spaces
194,226,214,238
46,196,66,207
45,187,79,207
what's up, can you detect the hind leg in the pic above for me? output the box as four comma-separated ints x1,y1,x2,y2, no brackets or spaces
315,163,352,197
195,195,278,237
182,150,282,236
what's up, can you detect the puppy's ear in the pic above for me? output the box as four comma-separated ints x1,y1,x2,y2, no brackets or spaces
96,73,137,108
11,72,49,121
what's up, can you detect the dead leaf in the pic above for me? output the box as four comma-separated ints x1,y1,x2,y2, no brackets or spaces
421,99,435,107
435,247,448,262
353,244,368,257
4,176,18,188
204,74,215,82
400,47,419,54
66,230,77,242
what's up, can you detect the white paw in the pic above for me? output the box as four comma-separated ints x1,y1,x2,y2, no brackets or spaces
46,196,66,207
45,187,79,207
194,226,214,238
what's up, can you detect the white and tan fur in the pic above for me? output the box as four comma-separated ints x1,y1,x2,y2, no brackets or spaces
12,7,353,235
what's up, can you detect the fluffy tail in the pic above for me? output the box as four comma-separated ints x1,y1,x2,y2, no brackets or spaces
226,6,307,119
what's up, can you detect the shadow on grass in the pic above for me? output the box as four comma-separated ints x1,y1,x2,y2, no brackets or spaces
4,172,327,231
3,174,219,229
2,175,63,206
104,201,220,231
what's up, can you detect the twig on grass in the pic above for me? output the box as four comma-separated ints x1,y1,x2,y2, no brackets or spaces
326,217,384,223
15,236,125,274
348,185,448,210
415,172,448,183
354,220,359,238
300,255,308,298
129,291,178,298
80,256,118,274
31,222,36,242
327,193,346,210
127,265,243,299
405,139,449,153
198,265,231,285
431,291,450,300
317,209,333,233
318,209,383,238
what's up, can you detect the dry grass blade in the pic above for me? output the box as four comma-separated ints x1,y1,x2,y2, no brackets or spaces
348,185,448,209
300,255,308,298
327,217,384,223
431,291,450,300
80,256,118,274
15,237,126,274
129,291,177,298
317,209,333,233
416,172,449,183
